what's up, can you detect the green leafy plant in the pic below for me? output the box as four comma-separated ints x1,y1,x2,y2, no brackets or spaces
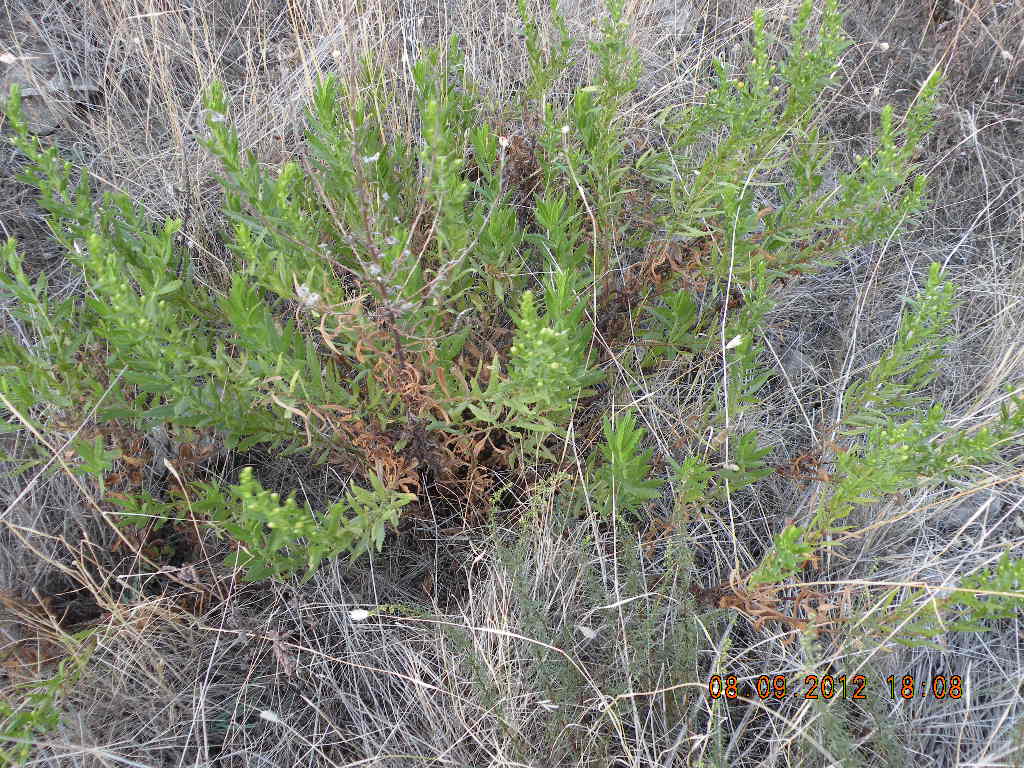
107,490,179,534
0,684,59,766
818,266,1019,543
749,524,815,587
750,264,1024,642
0,647,89,767
669,455,713,513
870,552,1024,647
518,0,573,115
1,0,983,606
193,467,415,582
647,0,937,282
591,409,662,515
841,263,957,429
639,288,700,366
507,278,601,424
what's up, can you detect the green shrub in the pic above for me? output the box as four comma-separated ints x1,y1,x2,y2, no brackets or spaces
192,466,415,582
0,684,59,766
871,550,1024,647
3,0,1020,629
0,652,84,766
590,408,661,516
750,265,1024,608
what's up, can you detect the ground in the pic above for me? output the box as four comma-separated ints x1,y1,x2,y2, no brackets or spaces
1,0,1023,766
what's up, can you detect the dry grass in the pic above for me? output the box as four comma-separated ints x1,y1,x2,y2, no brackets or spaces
2,0,1023,765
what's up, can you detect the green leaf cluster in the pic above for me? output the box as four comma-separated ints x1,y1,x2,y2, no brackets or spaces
2,0,980,604
0,685,59,766
195,467,415,582
751,264,1024,647
648,0,936,281
749,524,814,587
0,658,75,766
591,409,662,515
875,552,1024,647
842,263,956,428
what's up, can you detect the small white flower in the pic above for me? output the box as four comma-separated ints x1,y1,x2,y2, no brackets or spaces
724,335,744,351
560,125,570,135
363,152,380,164
576,624,598,641
498,136,510,149
295,283,320,310
877,41,890,52
259,710,281,723
382,191,390,201
349,608,371,622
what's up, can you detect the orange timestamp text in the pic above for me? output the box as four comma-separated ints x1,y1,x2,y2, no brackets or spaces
708,674,964,701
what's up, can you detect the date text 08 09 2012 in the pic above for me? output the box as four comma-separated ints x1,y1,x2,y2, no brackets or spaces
708,674,964,701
